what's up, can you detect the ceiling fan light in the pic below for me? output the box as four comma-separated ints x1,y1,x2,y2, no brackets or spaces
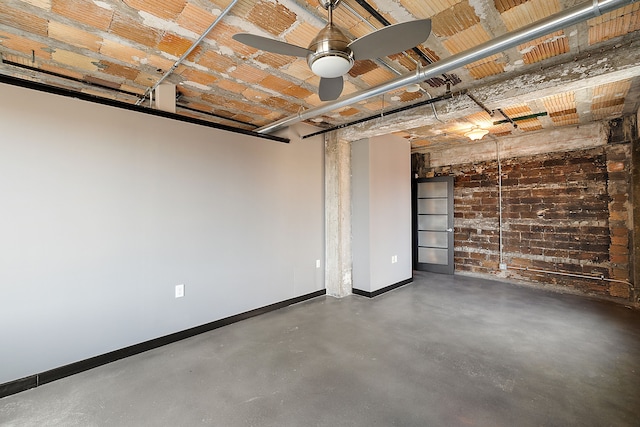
464,128,489,141
310,54,353,78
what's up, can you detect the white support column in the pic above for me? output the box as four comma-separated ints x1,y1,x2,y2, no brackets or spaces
325,131,352,297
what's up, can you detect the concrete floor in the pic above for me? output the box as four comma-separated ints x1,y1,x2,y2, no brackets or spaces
2,271,640,426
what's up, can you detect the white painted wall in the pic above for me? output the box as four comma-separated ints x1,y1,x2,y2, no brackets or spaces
352,140,371,289
352,135,412,293
0,83,325,384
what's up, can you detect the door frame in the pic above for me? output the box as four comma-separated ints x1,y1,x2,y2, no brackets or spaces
412,176,455,274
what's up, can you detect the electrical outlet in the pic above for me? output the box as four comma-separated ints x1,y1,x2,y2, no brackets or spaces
391,255,398,264
499,263,507,270
175,284,185,298
316,259,321,268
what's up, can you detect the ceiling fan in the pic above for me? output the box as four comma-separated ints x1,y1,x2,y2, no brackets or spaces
232,0,431,101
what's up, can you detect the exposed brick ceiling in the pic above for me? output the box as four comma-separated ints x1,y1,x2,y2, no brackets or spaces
0,0,639,148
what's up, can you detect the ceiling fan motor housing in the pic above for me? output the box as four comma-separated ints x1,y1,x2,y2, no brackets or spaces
318,0,342,9
307,24,354,79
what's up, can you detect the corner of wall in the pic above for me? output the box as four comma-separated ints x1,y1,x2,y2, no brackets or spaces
352,135,412,293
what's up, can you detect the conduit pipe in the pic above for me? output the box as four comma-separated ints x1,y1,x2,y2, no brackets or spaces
352,0,435,67
508,266,633,290
496,139,504,268
257,0,635,134
301,90,463,138
340,0,446,123
136,0,240,106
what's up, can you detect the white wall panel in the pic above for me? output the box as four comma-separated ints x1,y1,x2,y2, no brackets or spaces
0,83,324,384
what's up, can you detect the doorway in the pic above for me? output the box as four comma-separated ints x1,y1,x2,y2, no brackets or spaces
413,176,454,274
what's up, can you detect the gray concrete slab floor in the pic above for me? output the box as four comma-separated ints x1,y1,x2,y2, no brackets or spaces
1,271,640,426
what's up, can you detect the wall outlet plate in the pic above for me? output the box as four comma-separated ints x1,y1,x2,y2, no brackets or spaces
499,263,507,270
175,284,185,298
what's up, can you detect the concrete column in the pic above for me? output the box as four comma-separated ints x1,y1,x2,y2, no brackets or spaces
632,112,640,302
325,131,352,297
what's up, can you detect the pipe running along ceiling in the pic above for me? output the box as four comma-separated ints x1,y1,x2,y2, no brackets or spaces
257,0,637,134
0,0,638,148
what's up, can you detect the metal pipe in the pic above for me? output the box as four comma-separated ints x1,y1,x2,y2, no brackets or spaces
496,139,504,267
467,92,493,116
349,0,461,88
177,105,257,127
340,1,412,75
424,90,444,123
136,0,240,106
351,0,433,66
508,266,633,287
257,0,634,134
301,90,463,138
493,111,548,125
496,108,518,129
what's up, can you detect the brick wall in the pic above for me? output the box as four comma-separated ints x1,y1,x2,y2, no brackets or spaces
414,136,634,301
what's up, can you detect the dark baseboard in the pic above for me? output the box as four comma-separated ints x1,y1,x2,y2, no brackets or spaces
0,289,326,399
0,376,38,400
353,277,413,298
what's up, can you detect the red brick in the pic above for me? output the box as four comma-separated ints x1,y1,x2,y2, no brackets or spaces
416,145,632,300
610,227,628,237
610,254,628,264
608,171,628,181
610,235,628,246
611,268,630,280
610,245,629,256
609,282,630,298
609,210,628,221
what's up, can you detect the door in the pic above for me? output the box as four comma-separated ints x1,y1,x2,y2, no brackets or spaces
413,176,454,274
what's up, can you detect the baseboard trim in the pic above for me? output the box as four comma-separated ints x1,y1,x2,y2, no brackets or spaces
0,376,38,400
353,278,413,298
0,289,326,399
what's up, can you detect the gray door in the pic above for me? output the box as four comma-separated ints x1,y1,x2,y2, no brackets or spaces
414,176,454,274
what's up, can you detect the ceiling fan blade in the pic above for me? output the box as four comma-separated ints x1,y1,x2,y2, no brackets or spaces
232,33,312,57
348,19,431,61
319,77,343,101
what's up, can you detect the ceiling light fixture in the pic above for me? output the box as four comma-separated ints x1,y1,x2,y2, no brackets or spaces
309,53,353,78
307,23,354,79
464,127,489,141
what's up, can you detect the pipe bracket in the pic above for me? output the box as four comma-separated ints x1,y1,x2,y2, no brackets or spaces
593,0,602,16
